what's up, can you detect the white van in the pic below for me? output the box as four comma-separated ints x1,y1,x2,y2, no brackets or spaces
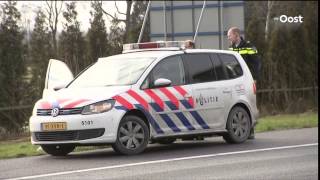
29,41,259,156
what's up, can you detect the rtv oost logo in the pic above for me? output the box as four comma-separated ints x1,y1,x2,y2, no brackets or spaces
274,15,304,23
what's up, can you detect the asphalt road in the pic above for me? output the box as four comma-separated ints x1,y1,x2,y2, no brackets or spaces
0,128,318,180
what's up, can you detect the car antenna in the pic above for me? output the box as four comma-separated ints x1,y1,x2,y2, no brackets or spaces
193,0,207,46
138,1,151,43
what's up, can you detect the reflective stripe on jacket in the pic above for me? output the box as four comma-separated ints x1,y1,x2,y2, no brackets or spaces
228,47,258,55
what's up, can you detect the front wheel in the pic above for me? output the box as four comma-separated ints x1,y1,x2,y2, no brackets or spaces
223,106,251,144
41,144,75,156
112,115,150,155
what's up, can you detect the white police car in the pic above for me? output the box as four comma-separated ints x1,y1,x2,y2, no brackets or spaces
29,41,259,156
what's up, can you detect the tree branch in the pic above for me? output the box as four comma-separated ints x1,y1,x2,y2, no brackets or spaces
59,0,63,12
54,1,63,32
115,1,126,15
99,1,126,22
54,1,58,32
45,1,49,9
45,1,54,31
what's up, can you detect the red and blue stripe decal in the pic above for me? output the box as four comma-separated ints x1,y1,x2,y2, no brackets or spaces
159,87,180,109
145,89,164,111
113,87,210,134
173,86,194,108
39,101,51,109
127,90,149,110
180,100,210,129
113,95,134,110
174,112,196,131
38,99,89,109
173,86,208,130
134,104,164,134
63,99,88,109
159,114,181,132
164,99,195,131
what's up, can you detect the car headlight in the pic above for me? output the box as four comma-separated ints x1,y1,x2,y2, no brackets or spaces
81,100,115,115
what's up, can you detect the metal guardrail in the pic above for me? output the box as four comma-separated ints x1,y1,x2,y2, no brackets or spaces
257,87,318,93
0,105,33,111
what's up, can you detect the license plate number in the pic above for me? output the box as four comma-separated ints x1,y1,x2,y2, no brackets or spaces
42,122,67,131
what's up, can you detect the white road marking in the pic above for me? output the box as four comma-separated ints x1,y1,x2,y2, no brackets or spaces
7,143,318,180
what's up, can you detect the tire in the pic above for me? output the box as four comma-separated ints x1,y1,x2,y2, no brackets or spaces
112,115,150,155
223,106,251,144
156,138,176,145
41,144,75,156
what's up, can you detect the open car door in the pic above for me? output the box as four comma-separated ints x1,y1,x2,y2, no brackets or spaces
42,59,74,98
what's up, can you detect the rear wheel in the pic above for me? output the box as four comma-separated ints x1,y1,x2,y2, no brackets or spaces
112,115,149,155
223,106,251,144
41,144,75,156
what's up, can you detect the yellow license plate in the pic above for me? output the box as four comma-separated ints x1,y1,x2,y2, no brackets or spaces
42,122,67,131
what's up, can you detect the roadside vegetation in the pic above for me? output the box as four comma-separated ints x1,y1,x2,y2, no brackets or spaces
0,137,43,159
0,112,317,159
255,111,318,132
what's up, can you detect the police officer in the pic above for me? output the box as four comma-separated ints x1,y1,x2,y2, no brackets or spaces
227,27,261,139
227,27,261,82
184,40,195,49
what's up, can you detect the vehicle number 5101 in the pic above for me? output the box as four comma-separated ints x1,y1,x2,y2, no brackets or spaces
81,120,93,126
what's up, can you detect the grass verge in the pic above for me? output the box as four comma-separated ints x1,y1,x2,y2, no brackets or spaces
0,112,318,159
255,112,318,132
0,139,108,159
0,137,44,159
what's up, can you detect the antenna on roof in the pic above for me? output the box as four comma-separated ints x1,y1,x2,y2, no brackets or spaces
193,1,206,44
163,1,167,41
138,1,151,43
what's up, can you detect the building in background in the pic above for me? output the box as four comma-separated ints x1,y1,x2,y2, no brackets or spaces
149,1,244,49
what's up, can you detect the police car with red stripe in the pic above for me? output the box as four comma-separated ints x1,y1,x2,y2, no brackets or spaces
29,41,259,156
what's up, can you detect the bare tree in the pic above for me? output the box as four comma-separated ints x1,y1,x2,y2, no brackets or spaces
98,0,133,43
265,1,274,41
45,0,63,57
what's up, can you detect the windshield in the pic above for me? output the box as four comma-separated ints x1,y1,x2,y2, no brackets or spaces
68,56,155,88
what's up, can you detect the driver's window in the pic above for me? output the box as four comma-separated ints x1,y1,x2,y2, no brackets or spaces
149,55,185,88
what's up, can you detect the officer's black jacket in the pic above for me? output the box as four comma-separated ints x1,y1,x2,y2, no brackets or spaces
229,37,261,80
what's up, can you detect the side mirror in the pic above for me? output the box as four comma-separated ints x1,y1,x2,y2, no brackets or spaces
53,83,68,91
153,78,172,88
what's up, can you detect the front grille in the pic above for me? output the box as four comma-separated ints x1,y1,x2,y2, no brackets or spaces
33,128,105,141
37,108,83,116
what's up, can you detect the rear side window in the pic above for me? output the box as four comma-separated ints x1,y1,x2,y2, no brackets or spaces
218,54,243,79
183,54,216,84
210,54,227,81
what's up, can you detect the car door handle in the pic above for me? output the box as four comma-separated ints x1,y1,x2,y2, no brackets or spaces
184,94,192,99
223,90,232,93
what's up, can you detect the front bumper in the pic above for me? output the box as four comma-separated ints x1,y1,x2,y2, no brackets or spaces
29,109,125,145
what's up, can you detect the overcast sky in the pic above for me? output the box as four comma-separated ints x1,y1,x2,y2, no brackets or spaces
0,1,127,32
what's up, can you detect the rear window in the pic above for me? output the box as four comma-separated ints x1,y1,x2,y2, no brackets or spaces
218,54,243,79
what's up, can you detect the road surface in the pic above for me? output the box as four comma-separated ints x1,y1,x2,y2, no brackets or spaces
0,128,318,180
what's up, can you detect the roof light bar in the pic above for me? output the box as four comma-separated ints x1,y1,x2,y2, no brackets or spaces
122,41,189,53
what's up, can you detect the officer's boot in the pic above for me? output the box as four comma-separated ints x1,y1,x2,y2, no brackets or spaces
248,127,255,139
